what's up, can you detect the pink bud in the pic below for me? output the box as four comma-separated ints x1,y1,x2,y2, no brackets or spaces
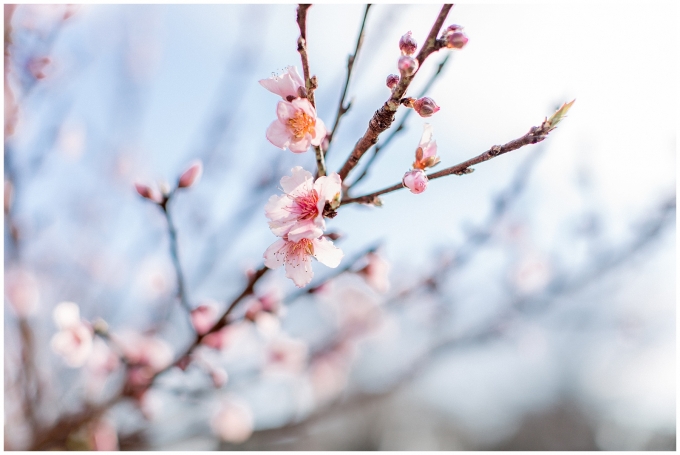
178,160,203,188
190,303,219,335
412,97,440,117
402,169,428,194
445,24,463,33
397,55,418,77
386,74,400,89
135,183,162,203
446,31,469,50
398,31,417,56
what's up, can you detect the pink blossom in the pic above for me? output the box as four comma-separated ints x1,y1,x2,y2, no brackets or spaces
5,268,40,318
360,252,391,293
90,419,119,451
264,236,343,288
266,98,327,153
265,166,342,241
258,66,305,100
402,169,429,194
412,123,440,170
50,301,94,368
190,301,220,335
211,397,255,444
412,97,440,118
134,182,163,203
177,160,203,188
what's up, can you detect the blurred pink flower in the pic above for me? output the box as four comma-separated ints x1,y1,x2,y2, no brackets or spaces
211,397,255,444
134,182,163,203
190,301,220,335
265,166,342,241
117,332,173,372
266,99,327,153
259,66,305,100
177,160,203,188
50,301,93,368
413,123,440,170
264,334,308,376
4,268,40,318
90,419,118,451
264,236,343,288
360,252,391,293
402,169,428,194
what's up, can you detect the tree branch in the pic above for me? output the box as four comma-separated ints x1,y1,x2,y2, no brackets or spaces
296,4,327,177
340,106,568,206
160,194,192,313
336,4,453,181
346,53,452,191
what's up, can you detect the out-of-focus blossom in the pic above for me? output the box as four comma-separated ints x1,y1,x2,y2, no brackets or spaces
264,334,308,376
210,367,229,388
264,236,343,288
5,268,40,317
512,253,552,294
27,56,52,79
117,332,173,372
402,169,428,194
201,323,247,351
386,74,400,89
412,123,440,170
266,98,327,153
397,55,418,77
89,419,119,451
211,397,255,444
308,346,352,405
190,300,220,335
399,31,417,55
177,160,203,188
134,182,163,204
259,66,305,101
359,252,391,293
57,121,86,160
265,166,342,241
254,311,281,339
412,97,440,118
50,301,94,368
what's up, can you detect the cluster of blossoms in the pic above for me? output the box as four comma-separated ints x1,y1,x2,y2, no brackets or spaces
259,67,343,287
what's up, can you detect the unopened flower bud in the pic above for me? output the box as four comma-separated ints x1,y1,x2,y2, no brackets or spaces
402,169,428,194
445,24,463,33
135,183,163,204
386,74,400,89
412,97,440,117
399,31,417,56
178,160,203,188
397,55,418,77
446,31,469,50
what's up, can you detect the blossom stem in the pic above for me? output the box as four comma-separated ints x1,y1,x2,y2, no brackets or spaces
296,4,327,177
346,53,452,191
325,4,372,158
340,117,555,206
336,4,453,182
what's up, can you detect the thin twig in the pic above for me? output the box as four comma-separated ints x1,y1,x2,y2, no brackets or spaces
296,4,327,177
341,117,555,206
337,4,453,181
347,53,452,191
160,194,192,313
325,4,372,158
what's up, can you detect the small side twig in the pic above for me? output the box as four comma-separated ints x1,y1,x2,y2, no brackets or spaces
325,4,372,157
337,4,453,181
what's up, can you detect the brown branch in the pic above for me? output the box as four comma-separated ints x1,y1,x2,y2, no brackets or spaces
325,4,372,157
159,193,192,313
296,4,327,177
340,118,556,206
346,53,452,191
336,4,453,181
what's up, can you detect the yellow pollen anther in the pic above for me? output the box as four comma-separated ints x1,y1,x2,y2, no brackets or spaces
287,111,315,139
